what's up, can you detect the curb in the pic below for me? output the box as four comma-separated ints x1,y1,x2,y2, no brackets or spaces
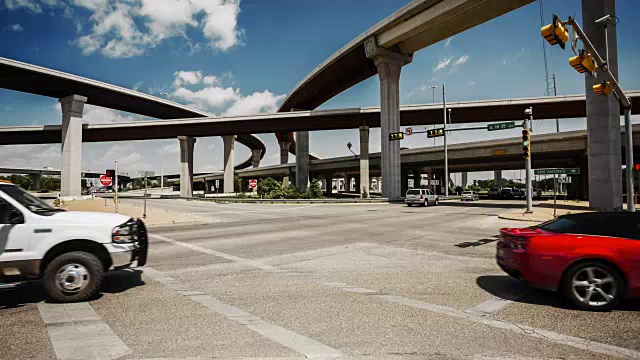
497,214,549,222
179,197,391,204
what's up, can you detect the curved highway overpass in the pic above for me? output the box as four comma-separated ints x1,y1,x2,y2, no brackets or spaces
277,0,534,152
0,57,265,170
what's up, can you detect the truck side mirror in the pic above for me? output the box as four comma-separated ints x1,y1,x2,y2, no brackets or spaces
8,209,24,224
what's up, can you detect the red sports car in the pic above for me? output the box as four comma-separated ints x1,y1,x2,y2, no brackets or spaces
497,212,640,311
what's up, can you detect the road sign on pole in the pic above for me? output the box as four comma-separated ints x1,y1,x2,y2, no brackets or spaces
249,179,258,189
487,122,516,131
99,175,112,187
389,132,404,141
534,168,580,175
406,128,413,136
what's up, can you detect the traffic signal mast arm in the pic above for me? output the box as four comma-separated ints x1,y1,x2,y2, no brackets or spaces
564,17,631,109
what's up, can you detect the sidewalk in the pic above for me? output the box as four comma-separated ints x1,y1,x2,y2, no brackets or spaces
58,198,209,226
498,200,592,222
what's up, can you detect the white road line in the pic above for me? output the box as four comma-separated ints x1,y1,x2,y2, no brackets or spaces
148,234,640,359
464,297,512,317
142,267,343,360
38,302,131,360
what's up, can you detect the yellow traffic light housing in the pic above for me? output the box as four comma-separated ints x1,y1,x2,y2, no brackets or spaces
593,81,612,96
541,15,569,49
522,129,531,159
569,49,596,74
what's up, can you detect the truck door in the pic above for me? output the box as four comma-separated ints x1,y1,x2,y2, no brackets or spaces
0,197,38,279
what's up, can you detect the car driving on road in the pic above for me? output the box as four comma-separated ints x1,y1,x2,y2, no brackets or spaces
461,191,479,201
498,188,514,199
0,181,148,302
497,212,640,311
405,188,438,207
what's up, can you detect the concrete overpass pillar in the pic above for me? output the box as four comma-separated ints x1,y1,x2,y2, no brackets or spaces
59,95,87,197
365,38,412,200
178,136,196,197
279,141,290,165
32,174,41,191
359,126,370,197
494,170,502,188
223,135,236,193
325,175,334,195
461,172,468,190
583,0,622,211
295,131,309,192
251,149,261,168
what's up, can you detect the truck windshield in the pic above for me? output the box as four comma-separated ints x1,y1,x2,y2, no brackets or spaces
0,184,62,215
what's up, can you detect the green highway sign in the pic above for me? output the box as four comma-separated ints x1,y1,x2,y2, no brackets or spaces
534,168,581,175
487,122,516,131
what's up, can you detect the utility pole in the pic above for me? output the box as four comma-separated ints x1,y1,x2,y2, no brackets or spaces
114,160,119,214
524,108,533,213
443,84,448,197
430,85,438,146
553,74,559,132
160,148,164,192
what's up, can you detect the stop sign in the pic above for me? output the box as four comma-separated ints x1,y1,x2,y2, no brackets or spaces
100,175,113,187
249,179,258,189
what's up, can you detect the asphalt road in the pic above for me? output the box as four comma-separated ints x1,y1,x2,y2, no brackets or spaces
2,199,639,360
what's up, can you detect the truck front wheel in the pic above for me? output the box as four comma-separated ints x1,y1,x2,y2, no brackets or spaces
43,251,104,303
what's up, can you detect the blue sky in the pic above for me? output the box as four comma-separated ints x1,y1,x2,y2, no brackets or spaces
1,0,639,181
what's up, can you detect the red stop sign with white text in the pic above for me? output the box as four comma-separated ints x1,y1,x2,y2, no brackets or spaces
249,179,258,189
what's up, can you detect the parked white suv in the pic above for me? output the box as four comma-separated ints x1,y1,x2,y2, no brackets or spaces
0,181,148,302
405,188,439,207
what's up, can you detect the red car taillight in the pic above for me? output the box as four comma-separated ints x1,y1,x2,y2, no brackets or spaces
511,237,528,251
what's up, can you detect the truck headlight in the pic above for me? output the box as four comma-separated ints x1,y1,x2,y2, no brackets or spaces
112,220,137,243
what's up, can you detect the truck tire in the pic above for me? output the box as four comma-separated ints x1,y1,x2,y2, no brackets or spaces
43,251,104,303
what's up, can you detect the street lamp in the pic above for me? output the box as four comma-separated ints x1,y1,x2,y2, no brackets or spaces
347,142,357,159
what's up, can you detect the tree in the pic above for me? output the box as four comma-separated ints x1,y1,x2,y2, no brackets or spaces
305,179,323,199
132,178,144,190
234,176,243,193
257,177,281,198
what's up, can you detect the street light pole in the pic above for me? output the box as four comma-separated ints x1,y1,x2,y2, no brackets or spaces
430,85,438,146
160,148,164,192
442,84,448,197
114,160,119,214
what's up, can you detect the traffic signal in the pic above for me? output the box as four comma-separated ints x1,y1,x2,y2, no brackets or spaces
106,169,115,178
427,128,445,138
541,15,569,49
593,81,612,96
635,164,640,171
522,129,531,159
569,49,596,74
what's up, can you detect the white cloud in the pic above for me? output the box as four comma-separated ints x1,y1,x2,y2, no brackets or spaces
515,48,529,59
69,0,243,58
434,56,453,72
224,90,286,116
454,55,469,66
467,81,476,86
6,24,24,31
444,37,452,48
172,86,239,109
173,70,203,88
203,75,220,86
4,0,42,13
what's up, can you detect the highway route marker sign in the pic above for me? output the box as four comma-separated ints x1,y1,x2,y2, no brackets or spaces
487,122,515,131
389,132,404,141
534,168,580,175
406,128,413,136
99,175,112,187
249,179,258,189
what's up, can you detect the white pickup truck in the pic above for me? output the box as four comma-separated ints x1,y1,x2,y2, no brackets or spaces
0,181,148,302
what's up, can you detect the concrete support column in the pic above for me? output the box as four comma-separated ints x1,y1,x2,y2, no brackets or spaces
359,126,370,197
223,135,236,193
279,141,290,165
461,172,468,190
583,0,622,211
325,175,334,195
494,170,502,188
32,174,41,191
295,131,309,192
251,149,261,168
59,95,87,197
178,136,196,198
401,167,410,196
366,38,412,200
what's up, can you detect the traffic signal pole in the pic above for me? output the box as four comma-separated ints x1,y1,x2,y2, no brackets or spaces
442,84,448,197
525,108,533,214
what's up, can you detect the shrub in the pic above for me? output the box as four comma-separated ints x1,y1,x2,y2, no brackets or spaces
257,177,281,198
305,179,323,199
